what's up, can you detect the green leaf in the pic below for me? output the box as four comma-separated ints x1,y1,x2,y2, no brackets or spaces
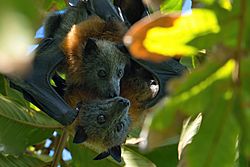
0,74,7,95
122,146,156,167
160,0,183,13
198,0,215,5
69,139,119,167
218,0,232,10
0,153,48,167
145,144,178,167
143,9,220,57
144,56,234,149
190,2,238,49
5,82,30,108
128,144,179,167
69,141,122,167
0,95,61,154
39,0,67,11
180,54,205,69
68,139,155,167
240,57,250,158
151,57,234,127
172,55,231,96
170,60,234,115
244,0,250,49
198,0,232,10
184,95,239,167
0,0,39,28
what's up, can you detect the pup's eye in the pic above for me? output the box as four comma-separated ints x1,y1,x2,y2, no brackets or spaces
97,114,106,124
116,122,124,132
98,70,107,78
117,69,123,78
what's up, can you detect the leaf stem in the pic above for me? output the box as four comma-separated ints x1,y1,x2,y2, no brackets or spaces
233,0,249,165
51,128,69,167
232,0,246,85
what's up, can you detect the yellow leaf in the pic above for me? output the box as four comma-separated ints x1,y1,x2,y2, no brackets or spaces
219,0,232,11
143,9,220,57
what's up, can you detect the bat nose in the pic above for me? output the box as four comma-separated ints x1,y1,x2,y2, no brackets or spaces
117,98,130,107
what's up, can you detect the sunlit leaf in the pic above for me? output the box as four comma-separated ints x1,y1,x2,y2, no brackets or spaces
0,153,48,167
218,0,232,11
124,12,179,62
178,114,202,159
183,96,239,167
122,147,156,167
144,9,220,57
143,55,234,149
124,9,220,62
160,0,183,13
190,2,239,49
171,59,234,101
0,95,61,154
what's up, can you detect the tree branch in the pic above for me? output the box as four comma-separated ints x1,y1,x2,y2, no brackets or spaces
233,0,249,165
232,0,246,85
51,128,69,167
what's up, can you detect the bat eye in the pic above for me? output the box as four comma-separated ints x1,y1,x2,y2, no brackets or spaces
116,122,124,132
117,69,123,78
97,114,106,124
98,69,107,78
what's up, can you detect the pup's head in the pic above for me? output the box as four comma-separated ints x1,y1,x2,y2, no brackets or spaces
82,38,129,98
62,16,129,98
73,97,131,151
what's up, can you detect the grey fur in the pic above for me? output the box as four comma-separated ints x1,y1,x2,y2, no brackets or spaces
81,39,129,98
76,97,131,148
44,2,88,40
44,3,129,98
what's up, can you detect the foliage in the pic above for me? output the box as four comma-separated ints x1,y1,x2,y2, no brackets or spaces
0,154,49,167
0,0,249,167
144,9,220,56
160,0,183,12
125,0,250,166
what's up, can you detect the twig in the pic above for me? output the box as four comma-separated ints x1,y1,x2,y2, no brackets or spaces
233,0,248,165
51,128,69,167
232,0,246,85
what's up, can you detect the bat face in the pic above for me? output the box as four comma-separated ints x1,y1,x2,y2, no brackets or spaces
73,97,131,162
82,38,129,98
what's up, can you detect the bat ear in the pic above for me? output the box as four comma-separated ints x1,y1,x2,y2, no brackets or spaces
84,38,98,56
93,151,110,160
73,126,88,144
109,145,122,163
